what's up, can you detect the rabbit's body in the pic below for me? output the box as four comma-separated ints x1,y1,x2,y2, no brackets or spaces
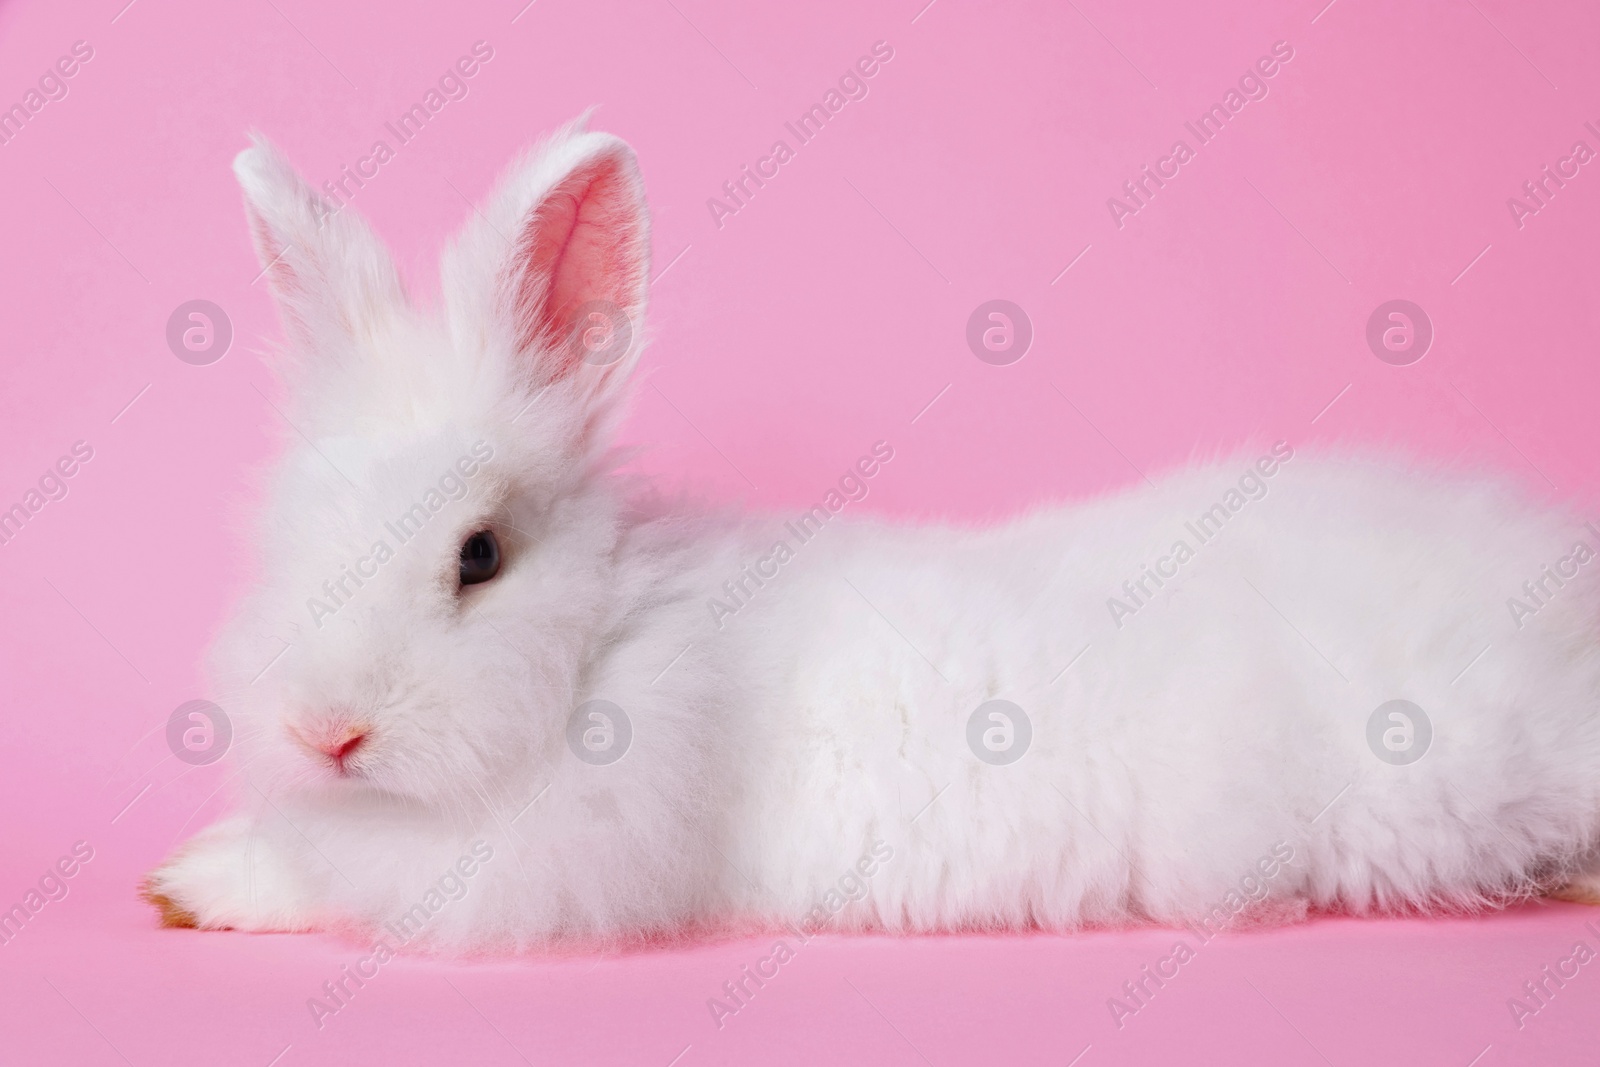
717,454,1600,933
147,121,1600,951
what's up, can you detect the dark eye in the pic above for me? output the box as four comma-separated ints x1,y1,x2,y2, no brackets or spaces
459,530,500,586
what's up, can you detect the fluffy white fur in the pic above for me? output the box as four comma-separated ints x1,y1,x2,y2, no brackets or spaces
147,118,1600,952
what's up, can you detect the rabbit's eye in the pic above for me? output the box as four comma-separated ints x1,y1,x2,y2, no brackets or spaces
459,530,501,586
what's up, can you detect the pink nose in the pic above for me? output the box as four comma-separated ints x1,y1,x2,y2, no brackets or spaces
319,733,367,763
287,722,371,773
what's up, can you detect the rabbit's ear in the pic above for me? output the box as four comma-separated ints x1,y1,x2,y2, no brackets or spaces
233,134,405,358
442,119,650,393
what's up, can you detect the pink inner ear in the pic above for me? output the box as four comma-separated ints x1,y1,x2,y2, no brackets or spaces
246,203,321,341
249,206,299,295
513,154,641,377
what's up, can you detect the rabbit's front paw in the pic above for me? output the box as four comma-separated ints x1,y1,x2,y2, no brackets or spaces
1551,869,1600,906
143,816,318,932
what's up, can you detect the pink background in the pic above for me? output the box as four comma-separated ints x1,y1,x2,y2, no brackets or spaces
3,0,1599,1062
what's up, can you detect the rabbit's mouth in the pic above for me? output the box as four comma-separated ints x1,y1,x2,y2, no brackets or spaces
285,721,374,778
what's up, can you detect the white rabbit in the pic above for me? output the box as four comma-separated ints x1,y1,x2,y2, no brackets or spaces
146,116,1600,953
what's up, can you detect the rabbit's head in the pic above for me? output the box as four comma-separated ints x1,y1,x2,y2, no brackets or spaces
213,118,651,809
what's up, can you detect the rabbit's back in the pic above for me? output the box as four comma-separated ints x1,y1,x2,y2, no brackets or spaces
710,450,1600,928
